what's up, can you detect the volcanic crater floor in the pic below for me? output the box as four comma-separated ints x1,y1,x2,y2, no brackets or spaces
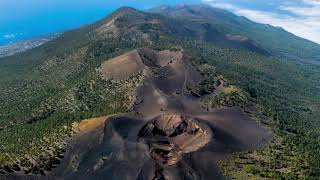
138,114,212,166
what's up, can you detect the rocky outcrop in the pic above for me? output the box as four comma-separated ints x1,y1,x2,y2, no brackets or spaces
138,114,212,166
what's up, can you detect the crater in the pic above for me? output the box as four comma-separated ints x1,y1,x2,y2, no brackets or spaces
138,114,212,166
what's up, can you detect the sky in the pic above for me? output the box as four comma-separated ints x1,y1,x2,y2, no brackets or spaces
0,0,319,45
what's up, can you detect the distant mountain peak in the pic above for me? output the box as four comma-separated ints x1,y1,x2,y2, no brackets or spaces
159,5,170,10
176,3,188,8
151,4,216,11
106,6,144,20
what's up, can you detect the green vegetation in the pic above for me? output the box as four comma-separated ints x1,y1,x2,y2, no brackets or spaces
202,85,250,110
220,134,309,179
0,27,145,171
182,40,320,178
187,64,222,97
0,6,319,179
0,73,142,172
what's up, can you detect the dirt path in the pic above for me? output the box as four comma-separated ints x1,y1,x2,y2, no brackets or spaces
182,62,190,95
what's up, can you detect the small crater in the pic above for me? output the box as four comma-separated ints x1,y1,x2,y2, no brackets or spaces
138,114,212,166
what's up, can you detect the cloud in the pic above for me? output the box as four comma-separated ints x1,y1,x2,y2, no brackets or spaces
3,34,16,39
280,1,320,16
303,0,320,5
203,0,320,44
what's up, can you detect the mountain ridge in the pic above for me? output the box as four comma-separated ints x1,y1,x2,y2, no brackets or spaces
150,4,320,63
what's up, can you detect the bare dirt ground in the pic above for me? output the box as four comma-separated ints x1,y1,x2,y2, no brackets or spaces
2,48,272,180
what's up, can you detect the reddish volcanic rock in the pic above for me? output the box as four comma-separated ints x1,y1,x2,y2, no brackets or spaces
138,114,212,166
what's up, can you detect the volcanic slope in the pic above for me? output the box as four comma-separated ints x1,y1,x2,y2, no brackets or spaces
2,48,271,180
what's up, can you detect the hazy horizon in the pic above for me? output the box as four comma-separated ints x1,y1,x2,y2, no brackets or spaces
1,0,319,45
